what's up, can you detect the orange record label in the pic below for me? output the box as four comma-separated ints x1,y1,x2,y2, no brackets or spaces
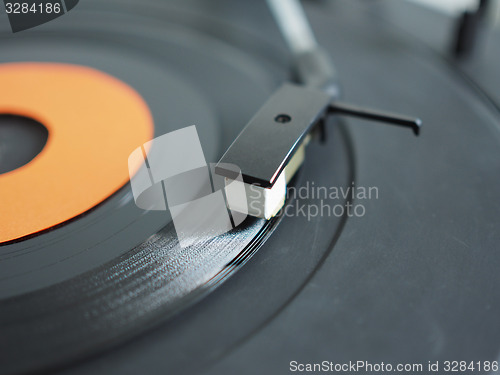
0,63,154,243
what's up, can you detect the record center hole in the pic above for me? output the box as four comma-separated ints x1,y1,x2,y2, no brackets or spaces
275,114,291,123
0,114,48,174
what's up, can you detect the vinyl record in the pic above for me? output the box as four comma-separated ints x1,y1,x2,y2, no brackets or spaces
0,1,353,373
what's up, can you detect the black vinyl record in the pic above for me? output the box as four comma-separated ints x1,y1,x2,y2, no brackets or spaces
0,0,352,373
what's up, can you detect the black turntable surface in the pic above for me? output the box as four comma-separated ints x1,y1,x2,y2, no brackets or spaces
0,1,499,374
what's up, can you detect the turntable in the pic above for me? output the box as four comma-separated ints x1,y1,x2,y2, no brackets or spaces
1,1,499,374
